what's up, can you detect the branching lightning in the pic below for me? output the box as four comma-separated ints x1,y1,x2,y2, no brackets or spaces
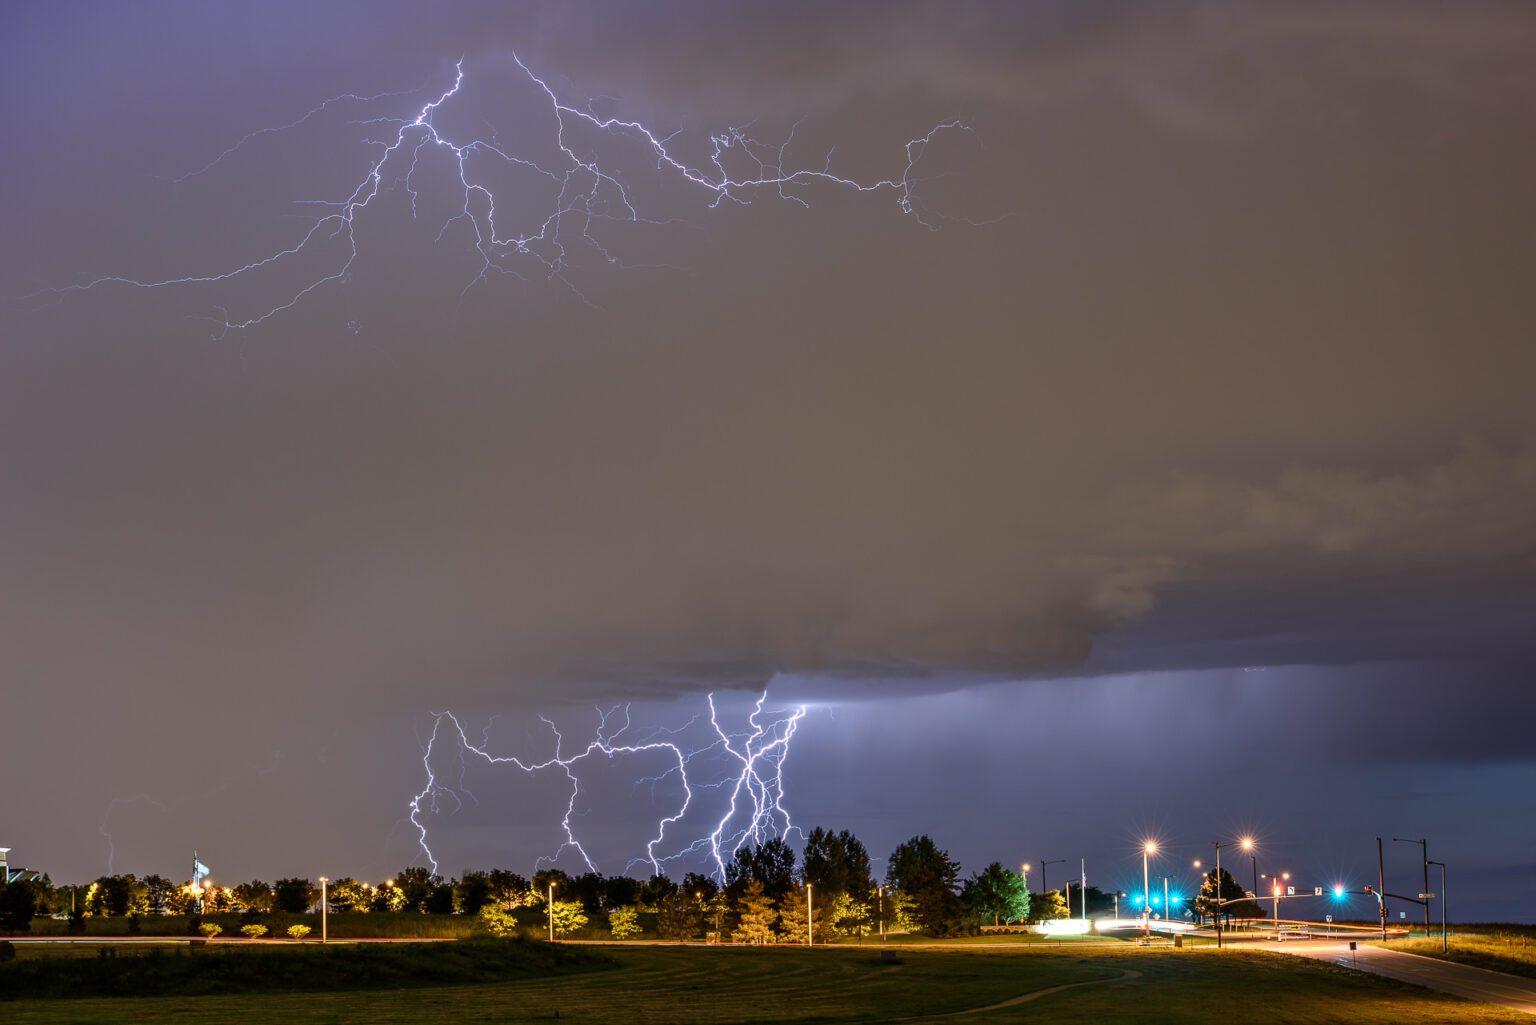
408,692,806,881
24,55,968,333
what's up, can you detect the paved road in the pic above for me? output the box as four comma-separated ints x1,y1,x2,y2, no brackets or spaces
1258,939,1536,1016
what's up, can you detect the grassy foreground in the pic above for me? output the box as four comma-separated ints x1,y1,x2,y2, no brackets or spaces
3,943,1533,1025
0,937,607,999
1386,930,1536,980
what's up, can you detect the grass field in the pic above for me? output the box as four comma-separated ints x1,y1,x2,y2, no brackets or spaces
1387,929,1536,981
3,942,1533,1024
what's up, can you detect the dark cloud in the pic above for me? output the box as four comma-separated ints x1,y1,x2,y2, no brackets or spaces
2,2,1535,900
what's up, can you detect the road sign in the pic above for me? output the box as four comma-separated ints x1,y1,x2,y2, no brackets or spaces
1286,886,1295,896
1314,887,1323,896
1418,893,1436,899
1325,915,1333,923
1400,911,1407,919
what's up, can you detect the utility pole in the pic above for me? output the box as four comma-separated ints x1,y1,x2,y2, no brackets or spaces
1393,838,1430,936
1428,860,1447,953
1080,860,1087,921
1376,837,1388,941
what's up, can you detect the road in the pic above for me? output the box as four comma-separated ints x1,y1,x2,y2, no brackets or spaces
1254,939,1536,1016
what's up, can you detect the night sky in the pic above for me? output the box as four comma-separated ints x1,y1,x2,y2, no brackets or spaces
4,2,1535,921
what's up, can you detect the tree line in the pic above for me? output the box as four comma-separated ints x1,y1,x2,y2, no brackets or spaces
0,829,1255,939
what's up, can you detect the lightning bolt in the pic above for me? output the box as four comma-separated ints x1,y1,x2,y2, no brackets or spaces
23,55,969,333
408,691,807,881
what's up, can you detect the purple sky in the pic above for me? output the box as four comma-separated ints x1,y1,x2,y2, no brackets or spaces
3,1,1534,921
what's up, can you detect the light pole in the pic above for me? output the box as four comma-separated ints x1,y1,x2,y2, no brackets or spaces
1393,837,1431,936
1040,859,1065,917
1142,841,1157,939
806,883,814,947
1428,860,1447,952
1020,864,1030,924
878,885,886,942
1163,877,1170,927
319,877,328,945
1212,837,1255,949
548,881,556,943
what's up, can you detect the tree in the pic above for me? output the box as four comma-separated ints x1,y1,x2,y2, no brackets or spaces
548,899,589,937
608,905,642,940
801,828,873,897
886,836,964,936
778,887,811,944
1030,890,1069,922
0,881,38,934
141,875,175,916
456,871,494,916
732,879,777,944
393,868,439,912
478,905,519,938
641,874,679,909
960,863,1030,926
824,890,869,940
488,870,530,909
681,872,718,906
327,877,372,913
724,839,797,902
655,891,702,940
603,875,642,910
233,880,273,915
272,877,318,914
1194,868,1262,924
425,882,456,915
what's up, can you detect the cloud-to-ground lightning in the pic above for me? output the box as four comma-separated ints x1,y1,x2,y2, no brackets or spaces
408,693,806,880
24,56,968,334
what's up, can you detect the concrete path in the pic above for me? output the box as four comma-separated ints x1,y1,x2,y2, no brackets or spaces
1264,940,1536,1016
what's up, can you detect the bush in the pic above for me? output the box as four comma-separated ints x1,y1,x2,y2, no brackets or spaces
477,905,519,938
287,924,311,940
608,906,642,940
240,924,268,939
198,923,223,938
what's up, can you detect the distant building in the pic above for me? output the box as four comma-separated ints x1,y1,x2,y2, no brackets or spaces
0,847,41,885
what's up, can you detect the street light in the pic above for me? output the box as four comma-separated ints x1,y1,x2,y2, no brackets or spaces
1142,841,1158,939
548,881,557,943
1211,837,1255,949
318,877,328,944
1040,859,1065,915
806,883,814,947
1427,860,1448,952
1393,837,1431,936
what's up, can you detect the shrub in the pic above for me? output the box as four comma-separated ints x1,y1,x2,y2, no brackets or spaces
608,906,642,940
198,923,223,938
477,905,519,938
287,924,311,940
240,924,268,939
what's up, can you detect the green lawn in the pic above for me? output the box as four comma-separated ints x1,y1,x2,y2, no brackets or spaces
3,942,1532,1025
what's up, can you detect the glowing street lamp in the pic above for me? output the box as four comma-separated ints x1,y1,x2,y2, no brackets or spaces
318,877,329,944
1211,837,1255,949
1142,841,1158,939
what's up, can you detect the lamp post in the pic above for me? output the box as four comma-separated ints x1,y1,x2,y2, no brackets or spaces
878,885,886,942
1393,837,1431,936
1211,837,1255,949
1427,860,1447,952
1020,863,1030,924
1142,841,1158,939
1163,876,1171,928
318,877,328,945
548,881,556,943
1040,859,1065,917
806,883,814,947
